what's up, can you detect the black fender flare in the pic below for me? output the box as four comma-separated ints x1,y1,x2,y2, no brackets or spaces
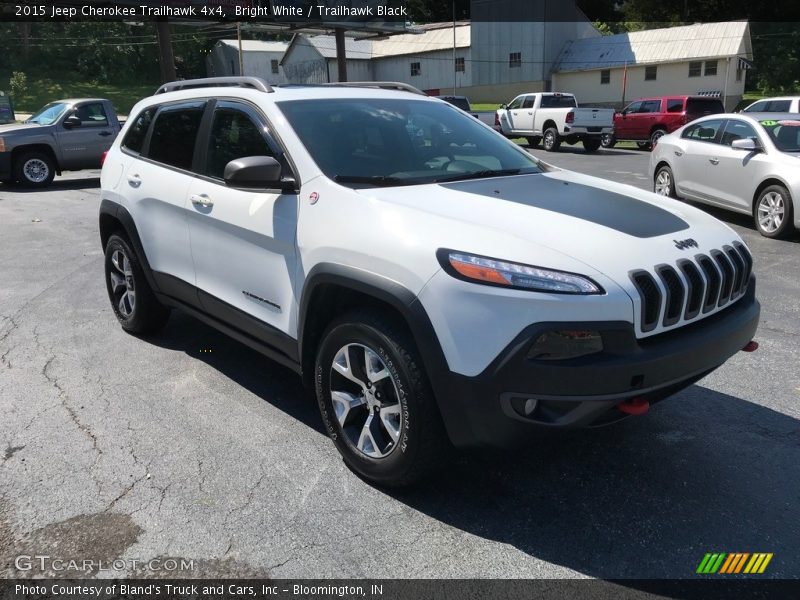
98,199,160,293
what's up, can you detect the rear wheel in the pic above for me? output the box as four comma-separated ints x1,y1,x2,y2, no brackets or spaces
636,141,652,151
754,184,794,239
582,138,602,153
526,136,541,148
542,127,561,152
654,165,677,199
650,128,667,148
315,309,450,487
601,134,616,148
104,234,170,333
14,151,55,188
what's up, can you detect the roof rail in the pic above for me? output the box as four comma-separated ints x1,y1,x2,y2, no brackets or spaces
323,81,426,96
155,76,274,95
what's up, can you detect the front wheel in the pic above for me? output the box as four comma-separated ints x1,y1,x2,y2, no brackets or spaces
542,127,561,152
601,134,616,148
654,165,677,199
754,184,794,238
104,234,170,333
582,138,602,153
315,310,450,487
14,151,55,188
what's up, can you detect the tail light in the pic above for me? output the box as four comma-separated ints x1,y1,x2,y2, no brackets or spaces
566,111,575,124
100,151,108,166
494,113,500,126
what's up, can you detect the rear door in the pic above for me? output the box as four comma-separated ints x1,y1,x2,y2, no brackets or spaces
186,100,299,344
55,101,116,169
122,101,206,293
634,99,662,139
674,118,726,200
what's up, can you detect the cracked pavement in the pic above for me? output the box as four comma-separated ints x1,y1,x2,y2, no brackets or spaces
1,159,799,580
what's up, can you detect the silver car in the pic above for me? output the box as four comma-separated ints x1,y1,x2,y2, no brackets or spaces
649,112,800,238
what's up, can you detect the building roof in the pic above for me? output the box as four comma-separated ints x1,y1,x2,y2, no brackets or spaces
554,21,750,73
282,22,470,64
218,39,289,53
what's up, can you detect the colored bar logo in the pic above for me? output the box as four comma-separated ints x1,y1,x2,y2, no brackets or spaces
696,552,773,574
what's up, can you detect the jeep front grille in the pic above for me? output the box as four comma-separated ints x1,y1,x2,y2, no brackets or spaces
630,242,752,334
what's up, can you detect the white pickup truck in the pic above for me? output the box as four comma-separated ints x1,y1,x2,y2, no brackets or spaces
495,92,614,153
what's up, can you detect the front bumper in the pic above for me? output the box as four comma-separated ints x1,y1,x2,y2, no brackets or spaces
435,279,759,448
0,151,11,180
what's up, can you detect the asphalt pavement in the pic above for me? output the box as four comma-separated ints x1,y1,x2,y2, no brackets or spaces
1,149,798,580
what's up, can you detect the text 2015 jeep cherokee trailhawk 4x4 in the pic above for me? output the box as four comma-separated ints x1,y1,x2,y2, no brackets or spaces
99,77,760,486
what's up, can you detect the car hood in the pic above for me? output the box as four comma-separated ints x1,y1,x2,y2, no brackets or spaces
0,122,42,135
354,170,743,285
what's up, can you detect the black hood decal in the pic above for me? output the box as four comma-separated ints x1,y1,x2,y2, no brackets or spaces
440,175,689,238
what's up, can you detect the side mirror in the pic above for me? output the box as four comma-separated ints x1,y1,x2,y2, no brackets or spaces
63,115,81,128
500,104,507,110
224,156,291,190
731,138,759,152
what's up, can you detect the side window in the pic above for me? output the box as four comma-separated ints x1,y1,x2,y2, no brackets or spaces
74,102,109,126
744,100,767,113
666,99,684,113
768,100,791,112
682,119,724,143
146,103,205,171
720,120,759,146
507,96,524,110
205,106,273,180
121,106,156,154
521,96,534,109
640,100,662,113
624,101,642,114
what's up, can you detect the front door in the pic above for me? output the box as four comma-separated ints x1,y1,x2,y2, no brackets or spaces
186,100,298,344
55,101,115,169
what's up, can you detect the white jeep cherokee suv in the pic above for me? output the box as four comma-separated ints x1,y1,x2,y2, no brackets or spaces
100,77,760,486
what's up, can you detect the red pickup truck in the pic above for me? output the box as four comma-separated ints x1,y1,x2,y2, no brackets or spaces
602,96,725,150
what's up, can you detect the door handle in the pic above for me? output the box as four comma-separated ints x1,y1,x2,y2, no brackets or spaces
709,157,719,165
126,174,141,188
98,131,112,137
674,150,683,157
190,194,214,208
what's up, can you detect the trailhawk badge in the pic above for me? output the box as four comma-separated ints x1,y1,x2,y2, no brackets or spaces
674,238,699,250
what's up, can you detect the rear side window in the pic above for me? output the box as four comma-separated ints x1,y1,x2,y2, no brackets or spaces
146,103,206,170
682,119,724,143
205,106,273,180
122,107,156,154
686,98,724,116
666,99,684,113
768,100,791,112
540,95,577,108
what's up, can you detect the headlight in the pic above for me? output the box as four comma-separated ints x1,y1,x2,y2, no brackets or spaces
437,249,604,294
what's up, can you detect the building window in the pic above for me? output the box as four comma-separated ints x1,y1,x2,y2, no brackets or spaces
271,59,279,74
600,69,610,84
704,60,718,76
689,61,702,77
455,57,465,73
736,68,743,82
230,60,236,75
645,66,657,81
410,62,421,77
509,52,521,68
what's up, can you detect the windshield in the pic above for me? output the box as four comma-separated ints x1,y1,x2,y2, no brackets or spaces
760,119,800,152
277,98,542,187
27,102,69,125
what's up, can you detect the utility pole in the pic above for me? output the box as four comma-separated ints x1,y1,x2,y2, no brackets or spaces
237,22,245,75
452,1,456,95
335,27,347,82
155,21,176,83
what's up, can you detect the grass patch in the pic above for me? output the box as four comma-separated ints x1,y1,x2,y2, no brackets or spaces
1,73,158,116
472,103,502,111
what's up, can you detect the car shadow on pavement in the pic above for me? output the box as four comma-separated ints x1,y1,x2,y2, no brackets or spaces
0,177,100,192
389,385,799,579
145,311,326,435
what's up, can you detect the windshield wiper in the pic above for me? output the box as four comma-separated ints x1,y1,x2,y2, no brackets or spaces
432,168,529,183
334,175,411,187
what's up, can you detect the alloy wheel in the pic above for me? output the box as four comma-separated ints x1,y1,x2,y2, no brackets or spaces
109,249,136,318
655,170,672,196
758,191,785,233
329,343,403,459
23,158,49,183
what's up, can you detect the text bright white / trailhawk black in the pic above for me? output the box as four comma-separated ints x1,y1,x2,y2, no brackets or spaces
99,77,760,486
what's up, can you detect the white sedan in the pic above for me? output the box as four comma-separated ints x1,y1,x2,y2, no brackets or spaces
649,112,800,238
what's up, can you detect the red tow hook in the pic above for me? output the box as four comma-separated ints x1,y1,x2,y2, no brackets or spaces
742,340,759,352
618,397,650,416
